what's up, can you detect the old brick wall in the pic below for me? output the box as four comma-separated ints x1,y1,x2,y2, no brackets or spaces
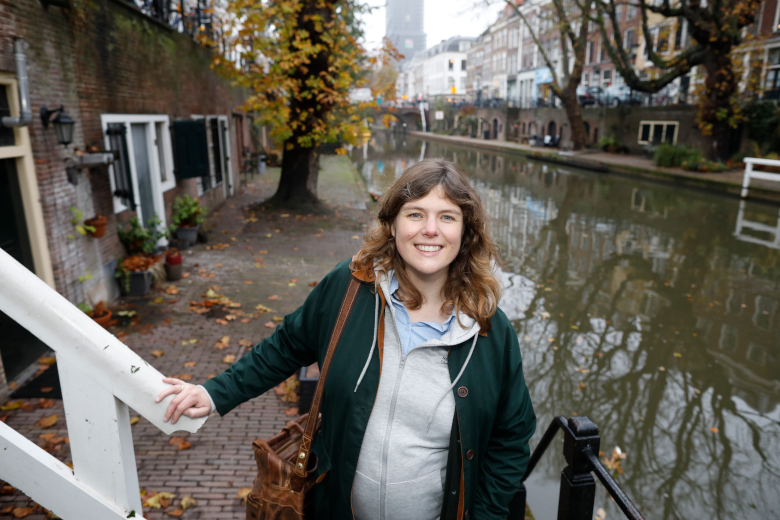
0,0,250,306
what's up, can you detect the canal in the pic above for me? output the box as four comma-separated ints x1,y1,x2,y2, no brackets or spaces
351,131,780,520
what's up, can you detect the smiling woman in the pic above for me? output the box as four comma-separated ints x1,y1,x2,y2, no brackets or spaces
157,158,536,520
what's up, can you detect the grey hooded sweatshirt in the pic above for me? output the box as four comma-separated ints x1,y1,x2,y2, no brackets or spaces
352,271,481,520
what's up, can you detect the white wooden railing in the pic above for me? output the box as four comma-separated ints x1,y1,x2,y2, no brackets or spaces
741,157,780,198
0,248,207,519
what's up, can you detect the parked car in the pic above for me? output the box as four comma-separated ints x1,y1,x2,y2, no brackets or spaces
602,84,643,107
577,86,603,106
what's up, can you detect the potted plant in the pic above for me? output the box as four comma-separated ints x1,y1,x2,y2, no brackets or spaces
84,214,108,238
116,216,168,296
165,249,183,281
69,207,96,238
116,309,137,327
172,195,205,247
78,301,112,329
115,253,162,296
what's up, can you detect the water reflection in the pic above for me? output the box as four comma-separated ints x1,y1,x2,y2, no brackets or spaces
351,132,780,520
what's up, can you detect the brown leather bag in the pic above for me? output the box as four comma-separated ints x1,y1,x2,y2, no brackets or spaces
246,277,361,520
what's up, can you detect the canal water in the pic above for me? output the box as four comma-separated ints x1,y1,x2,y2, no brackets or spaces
351,131,780,520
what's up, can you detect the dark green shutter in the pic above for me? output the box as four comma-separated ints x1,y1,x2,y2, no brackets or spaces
172,120,209,179
106,123,136,210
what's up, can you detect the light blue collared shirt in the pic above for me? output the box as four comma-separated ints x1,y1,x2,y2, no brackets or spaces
389,273,455,357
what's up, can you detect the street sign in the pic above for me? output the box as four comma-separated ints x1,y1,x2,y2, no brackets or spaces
435,111,444,120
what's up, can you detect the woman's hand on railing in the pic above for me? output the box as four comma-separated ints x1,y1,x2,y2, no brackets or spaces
156,377,212,424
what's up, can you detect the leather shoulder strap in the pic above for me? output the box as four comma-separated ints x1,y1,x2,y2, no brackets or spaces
294,276,361,476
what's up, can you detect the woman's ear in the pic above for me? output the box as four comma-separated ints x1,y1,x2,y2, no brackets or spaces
390,222,396,238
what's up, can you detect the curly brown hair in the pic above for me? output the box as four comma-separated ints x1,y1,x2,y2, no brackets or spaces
354,158,502,332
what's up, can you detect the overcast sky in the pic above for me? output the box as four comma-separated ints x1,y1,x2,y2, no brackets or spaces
358,0,507,53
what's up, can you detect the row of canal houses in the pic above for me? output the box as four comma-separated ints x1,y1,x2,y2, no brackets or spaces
0,0,257,400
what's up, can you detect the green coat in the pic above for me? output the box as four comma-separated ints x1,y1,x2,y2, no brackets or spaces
204,260,536,519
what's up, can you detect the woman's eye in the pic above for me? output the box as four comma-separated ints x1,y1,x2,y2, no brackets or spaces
408,212,422,218
441,215,455,221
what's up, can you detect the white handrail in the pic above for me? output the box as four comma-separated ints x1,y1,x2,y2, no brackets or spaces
741,157,780,198
0,248,207,519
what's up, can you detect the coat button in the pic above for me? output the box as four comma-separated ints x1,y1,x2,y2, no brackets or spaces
466,449,474,460
457,386,468,398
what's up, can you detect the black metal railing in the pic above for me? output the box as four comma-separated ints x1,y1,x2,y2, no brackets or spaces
509,416,646,520
122,0,222,42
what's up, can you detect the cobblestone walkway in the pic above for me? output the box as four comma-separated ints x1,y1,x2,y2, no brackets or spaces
1,157,371,519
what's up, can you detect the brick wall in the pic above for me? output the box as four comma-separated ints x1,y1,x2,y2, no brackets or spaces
0,0,250,305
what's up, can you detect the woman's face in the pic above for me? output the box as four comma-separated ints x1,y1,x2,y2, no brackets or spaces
391,185,463,282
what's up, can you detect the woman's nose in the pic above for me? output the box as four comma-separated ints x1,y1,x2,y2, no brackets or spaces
422,216,439,236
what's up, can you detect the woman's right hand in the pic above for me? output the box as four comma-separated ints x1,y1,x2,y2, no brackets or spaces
155,377,212,424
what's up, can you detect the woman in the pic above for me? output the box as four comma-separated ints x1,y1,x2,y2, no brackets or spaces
156,159,536,519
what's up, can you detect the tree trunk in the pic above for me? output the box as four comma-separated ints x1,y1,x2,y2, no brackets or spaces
270,139,320,210
560,87,588,150
700,49,738,160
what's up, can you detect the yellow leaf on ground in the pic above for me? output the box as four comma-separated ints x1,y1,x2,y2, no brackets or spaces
180,495,197,511
0,505,13,514
255,304,275,313
223,355,236,364
167,510,183,517
170,436,192,450
1,400,23,411
38,356,56,365
244,280,254,285
351,235,359,239
130,417,140,425
151,350,165,358
38,399,54,409
265,321,277,329
37,414,58,428
241,318,251,323
236,488,252,504
308,281,318,287
12,507,34,518
272,316,284,322
184,361,197,367
215,319,229,325
239,339,253,347
165,286,179,295
8,382,17,390
268,295,280,301
259,250,267,254
144,492,176,508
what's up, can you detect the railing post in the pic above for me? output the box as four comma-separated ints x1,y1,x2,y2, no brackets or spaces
57,353,143,514
557,417,600,520
507,481,527,520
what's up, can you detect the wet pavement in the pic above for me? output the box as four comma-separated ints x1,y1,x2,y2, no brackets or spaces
0,156,372,519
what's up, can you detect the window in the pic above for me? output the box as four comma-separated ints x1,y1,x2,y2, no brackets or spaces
719,324,738,353
600,39,607,61
587,40,594,63
746,343,767,365
0,85,15,147
461,59,466,70
449,59,454,71
637,120,679,144
624,28,635,50
602,69,612,86
102,115,175,224
583,71,589,86
753,295,777,330
615,4,624,21
627,5,637,19
657,26,671,53
766,48,780,99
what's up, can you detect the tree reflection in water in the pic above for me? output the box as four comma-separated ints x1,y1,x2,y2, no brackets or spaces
351,133,780,520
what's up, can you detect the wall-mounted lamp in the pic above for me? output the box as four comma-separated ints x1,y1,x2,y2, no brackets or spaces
40,105,75,146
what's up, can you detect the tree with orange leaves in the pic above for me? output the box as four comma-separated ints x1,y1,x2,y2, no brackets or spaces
213,0,384,209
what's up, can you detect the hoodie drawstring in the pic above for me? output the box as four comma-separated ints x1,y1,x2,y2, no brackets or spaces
354,292,380,392
426,333,479,432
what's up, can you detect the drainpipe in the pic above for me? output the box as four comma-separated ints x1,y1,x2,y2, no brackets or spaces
1,39,32,128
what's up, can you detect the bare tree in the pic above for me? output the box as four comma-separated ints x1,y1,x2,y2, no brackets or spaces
592,0,764,159
496,0,592,149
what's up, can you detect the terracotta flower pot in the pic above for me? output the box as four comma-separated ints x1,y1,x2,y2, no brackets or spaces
85,215,108,238
166,252,182,266
90,308,112,329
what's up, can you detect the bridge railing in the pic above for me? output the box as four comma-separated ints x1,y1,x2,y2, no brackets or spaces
508,416,646,520
0,248,206,519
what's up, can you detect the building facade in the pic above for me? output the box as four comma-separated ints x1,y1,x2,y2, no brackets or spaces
397,36,475,102
0,0,252,397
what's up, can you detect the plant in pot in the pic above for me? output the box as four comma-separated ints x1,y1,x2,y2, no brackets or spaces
599,134,626,153
116,216,168,296
172,195,205,247
84,214,108,238
78,301,112,329
69,207,96,238
165,248,183,281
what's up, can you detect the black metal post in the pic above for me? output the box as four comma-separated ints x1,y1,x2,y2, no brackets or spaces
507,482,527,520
557,417,599,520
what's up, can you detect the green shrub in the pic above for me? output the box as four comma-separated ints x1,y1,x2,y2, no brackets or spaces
599,134,624,150
681,159,729,173
653,143,704,168
172,195,205,228
118,216,169,255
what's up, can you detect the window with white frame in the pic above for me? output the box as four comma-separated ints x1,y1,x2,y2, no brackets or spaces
638,120,679,145
102,114,175,227
775,2,780,33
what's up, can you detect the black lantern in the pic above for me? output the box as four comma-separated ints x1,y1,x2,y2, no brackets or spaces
40,105,75,146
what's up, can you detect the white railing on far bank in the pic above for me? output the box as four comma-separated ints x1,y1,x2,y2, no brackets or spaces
0,248,207,519
741,157,780,198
